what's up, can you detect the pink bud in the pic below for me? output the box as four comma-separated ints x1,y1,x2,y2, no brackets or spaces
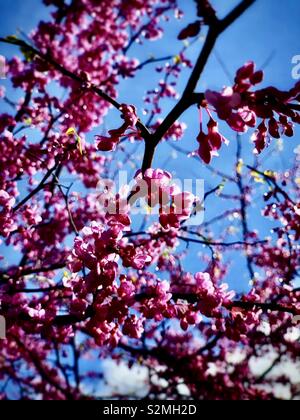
178,21,201,40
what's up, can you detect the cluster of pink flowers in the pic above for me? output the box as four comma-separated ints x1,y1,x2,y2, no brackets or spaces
134,168,196,229
1,0,300,401
145,79,179,117
134,168,173,206
139,279,173,321
116,57,140,79
204,61,300,156
250,80,299,152
65,217,152,344
0,130,43,192
68,215,147,276
158,269,236,331
65,216,238,344
204,62,260,134
194,272,234,317
159,191,195,229
264,201,300,241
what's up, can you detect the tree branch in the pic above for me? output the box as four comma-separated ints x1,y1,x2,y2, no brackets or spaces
219,0,256,31
2,262,67,279
177,236,267,248
236,135,255,279
229,300,297,315
141,0,257,172
0,37,151,141
13,162,59,213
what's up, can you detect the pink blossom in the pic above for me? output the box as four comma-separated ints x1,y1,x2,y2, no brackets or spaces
0,0,299,402
123,315,144,339
96,104,138,152
196,118,228,164
120,244,152,269
205,87,242,120
251,121,268,154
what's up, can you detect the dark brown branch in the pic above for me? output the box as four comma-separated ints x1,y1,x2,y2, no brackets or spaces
219,0,256,31
57,183,79,236
236,135,255,279
13,162,59,213
9,291,296,329
10,285,65,294
124,230,267,247
177,235,267,248
229,300,297,315
4,262,67,279
8,90,32,132
288,103,300,111
256,354,282,382
141,93,201,172
0,37,120,107
134,55,173,71
119,332,222,364
141,0,256,172
13,334,72,398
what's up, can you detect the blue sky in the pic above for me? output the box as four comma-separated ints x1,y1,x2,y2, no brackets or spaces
0,0,299,293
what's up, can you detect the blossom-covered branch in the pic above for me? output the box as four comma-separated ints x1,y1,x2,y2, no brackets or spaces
0,0,299,401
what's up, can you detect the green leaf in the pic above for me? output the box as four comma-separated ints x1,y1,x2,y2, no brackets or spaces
66,127,84,155
5,35,20,44
66,127,76,136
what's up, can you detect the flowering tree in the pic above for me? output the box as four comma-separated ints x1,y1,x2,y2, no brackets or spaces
0,0,299,400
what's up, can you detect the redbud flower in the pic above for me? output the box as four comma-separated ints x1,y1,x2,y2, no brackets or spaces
96,104,138,152
123,315,144,339
196,118,228,164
